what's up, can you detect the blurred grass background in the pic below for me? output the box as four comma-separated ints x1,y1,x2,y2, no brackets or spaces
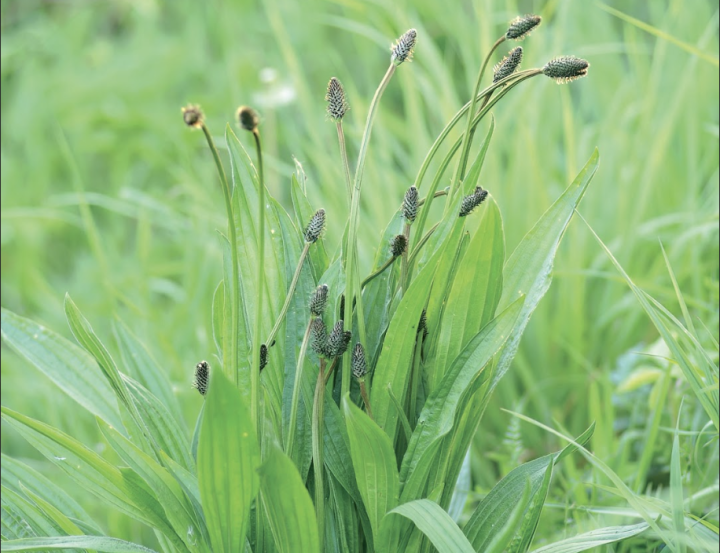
1,0,718,545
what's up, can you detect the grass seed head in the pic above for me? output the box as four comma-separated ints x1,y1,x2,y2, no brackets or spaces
493,47,523,83
543,56,590,83
403,185,419,223
506,14,542,40
304,208,326,243
181,104,204,129
352,343,367,378
193,360,210,396
326,77,349,121
309,284,329,317
236,105,259,132
391,28,417,65
459,186,489,217
391,234,408,257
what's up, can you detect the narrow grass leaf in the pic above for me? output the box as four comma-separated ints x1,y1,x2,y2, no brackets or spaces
258,446,320,553
484,480,532,553
0,536,160,552
507,462,554,553
198,366,260,553
343,395,399,543
528,522,650,553
0,307,123,430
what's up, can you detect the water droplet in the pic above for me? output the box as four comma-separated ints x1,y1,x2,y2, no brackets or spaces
54,456,67,461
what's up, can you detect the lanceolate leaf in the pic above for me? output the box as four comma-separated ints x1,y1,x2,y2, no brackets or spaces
528,522,650,553
198,366,260,553
0,307,123,430
343,395,399,544
0,535,161,552
259,446,320,553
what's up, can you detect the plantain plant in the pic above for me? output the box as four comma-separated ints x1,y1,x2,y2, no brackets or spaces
3,15,667,553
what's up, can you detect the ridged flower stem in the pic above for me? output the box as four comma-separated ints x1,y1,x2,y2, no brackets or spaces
450,35,506,198
359,378,374,420
336,121,353,205
411,68,539,244
407,222,440,267
251,130,266,431
361,255,399,290
201,123,240,386
266,242,311,348
400,223,412,292
286,319,313,457
312,358,327,552
342,62,396,400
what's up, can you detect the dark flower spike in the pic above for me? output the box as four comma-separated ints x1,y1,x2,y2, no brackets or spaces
352,343,367,379
459,186,489,217
309,284,329,317
236,105,259,132
543,56,590,83
181,105,204,129
417,309,427,336
310,317,329,358
304,209,326,243
391,234,408,257
493,47,523,83
259,344,268,371
327,320,352,358
193,360,210,396
403,186,419,223
326,77,349,121
391,28,417,66
506,14,542,41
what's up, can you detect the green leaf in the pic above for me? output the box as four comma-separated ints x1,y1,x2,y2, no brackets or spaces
343,395,399,543
1,485,63,539
198,366,260,553
19,484,85,537
429,198,504,391
528,522,650,553
384,499,475,553
112,318,184,425
507,462,553,553
400,297,524,502
0,307,123,430
0,536,160,552
258,446,320,553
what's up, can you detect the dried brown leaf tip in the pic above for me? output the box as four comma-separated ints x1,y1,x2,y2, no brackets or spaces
391,28,417,66
236,105,259,132
182,105,204,129
493,47,523,83
193,360,210,396
391,234,408,257
326,77,349,121
304,209,326,243
506,14,542,41
543,56,590,83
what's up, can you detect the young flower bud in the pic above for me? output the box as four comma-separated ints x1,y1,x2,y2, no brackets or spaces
543,56,590,83
505,15,542,41
181,105,204,129
310,317,329,358
403,185,419,223
193,360,210,396
390,234,408,257
304,209,326,243
493,47,523,83
352,343,367,379
236,105,259,132
326,77,349,121
391,28,417,66
459,186,489,217
309,284,329,317
259,344,268,371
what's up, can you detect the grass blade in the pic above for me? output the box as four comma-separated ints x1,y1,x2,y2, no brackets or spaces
0,536,160,552
528,522,650,553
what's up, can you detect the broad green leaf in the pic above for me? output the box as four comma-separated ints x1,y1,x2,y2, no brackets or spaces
383,499,475,553
198,366,260,553
1,486,63,539
507,463,554,553
492,149,599,391
1,453,100,532
0,407,151,525
429,198,504,392
112,318,184,425
484,480,531,553
0,307,123,430
343,395,399,543
400,297,524,502
258,446,320,553
529,522,650,553
0,535,160,552
464,424,595,550
19,484,84,537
